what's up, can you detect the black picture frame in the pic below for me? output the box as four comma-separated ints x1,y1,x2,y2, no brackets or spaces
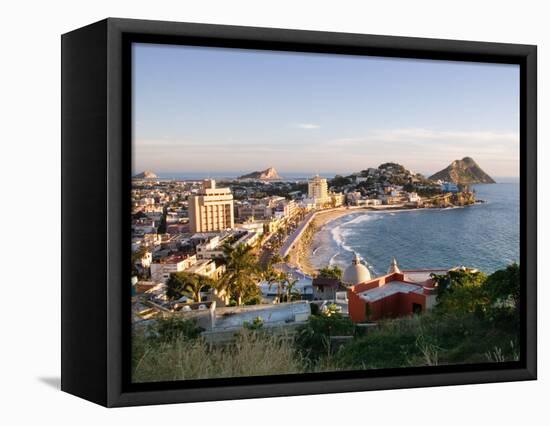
61,17,537,407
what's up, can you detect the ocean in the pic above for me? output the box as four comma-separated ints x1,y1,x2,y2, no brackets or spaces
310,180,520,275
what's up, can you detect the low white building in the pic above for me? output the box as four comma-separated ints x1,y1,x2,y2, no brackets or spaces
196,235,225,260
408,192,421,202
184,259,225,281
150,254,197,283
196,230,260,260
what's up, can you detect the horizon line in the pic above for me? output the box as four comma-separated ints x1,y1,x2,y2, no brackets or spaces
135,170,520,179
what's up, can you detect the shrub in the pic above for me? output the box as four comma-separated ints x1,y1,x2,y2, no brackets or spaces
146,316,203,345
243,316,264,330
244,295,262,305
336,328,421,369
310,302,320,316
295,306,355,363
334,310,520,369
317,266,343,280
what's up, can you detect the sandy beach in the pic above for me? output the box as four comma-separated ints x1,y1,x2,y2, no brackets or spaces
286,207,369,275
311,207,365,228
285,204,460,275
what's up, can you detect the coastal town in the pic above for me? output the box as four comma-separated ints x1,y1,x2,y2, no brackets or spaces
131,158,520,382
132,159,484,334
126,44,521,382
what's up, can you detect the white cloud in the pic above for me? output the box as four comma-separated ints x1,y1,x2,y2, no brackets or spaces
295,123,320,129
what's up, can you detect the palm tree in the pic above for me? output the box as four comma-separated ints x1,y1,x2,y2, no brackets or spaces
221,243,261,305
186,274,216,303
166,271,216,303
283,275,301,303
317,266,343,280
263,266,285,303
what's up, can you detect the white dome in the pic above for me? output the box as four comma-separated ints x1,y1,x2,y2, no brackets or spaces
342,254,372,285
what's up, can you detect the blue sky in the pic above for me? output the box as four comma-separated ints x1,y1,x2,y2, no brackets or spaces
133,43,519,178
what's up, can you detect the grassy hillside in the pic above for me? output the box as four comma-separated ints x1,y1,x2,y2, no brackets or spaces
132,265,520,382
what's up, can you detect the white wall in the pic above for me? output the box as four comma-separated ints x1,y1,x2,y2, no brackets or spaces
2,0,547,424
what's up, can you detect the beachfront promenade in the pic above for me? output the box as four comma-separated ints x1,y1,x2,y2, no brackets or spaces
279,207,363,258
279,210,316,258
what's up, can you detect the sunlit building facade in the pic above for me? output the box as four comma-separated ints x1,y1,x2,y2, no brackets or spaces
308,175,330,207
188,179,235,233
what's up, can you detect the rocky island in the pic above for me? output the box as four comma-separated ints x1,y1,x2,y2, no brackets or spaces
429,156,495,184
238,167,282,180
133,170,158,179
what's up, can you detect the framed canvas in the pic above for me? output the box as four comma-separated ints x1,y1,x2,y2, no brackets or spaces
61,18,537,407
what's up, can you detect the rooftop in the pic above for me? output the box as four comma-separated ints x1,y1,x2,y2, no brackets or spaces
213,301,311,330
358,281,423,302
185,259,214,273
402,269,449,283
155,254,195,264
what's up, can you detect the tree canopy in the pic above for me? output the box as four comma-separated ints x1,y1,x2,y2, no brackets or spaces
317,266,343,280
220,243,261,305
431,265,520,317
166,271,216,303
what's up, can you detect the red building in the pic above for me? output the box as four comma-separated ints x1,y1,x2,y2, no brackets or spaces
346,258,445,322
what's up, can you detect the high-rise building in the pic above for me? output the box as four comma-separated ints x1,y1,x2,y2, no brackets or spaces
308,175,329,206
188,180,235,233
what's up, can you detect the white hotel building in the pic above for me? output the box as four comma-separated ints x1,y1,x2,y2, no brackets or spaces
188,179,235,233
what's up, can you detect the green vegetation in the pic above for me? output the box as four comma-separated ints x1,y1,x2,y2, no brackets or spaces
263,264,286,303
132,265,520,382
165,240,281,306
432,264,520,317
332,265,520,369
157,206,168,234
378,162,406,172
144,316,204,345
335,310,518,369
243,316,264,330
166,271,216,302
282,276,301,302
220,243,262,305
415,186,442,197
330,175,352,187
317,266,343,280
484,264,520,310
432,268,489,314
295,304,354,362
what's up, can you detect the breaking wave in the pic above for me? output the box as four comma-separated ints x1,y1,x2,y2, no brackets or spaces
330,224,355,254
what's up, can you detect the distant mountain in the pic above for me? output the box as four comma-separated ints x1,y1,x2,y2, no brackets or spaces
133,170,158,179
238,167,282,180
429,157,495,184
